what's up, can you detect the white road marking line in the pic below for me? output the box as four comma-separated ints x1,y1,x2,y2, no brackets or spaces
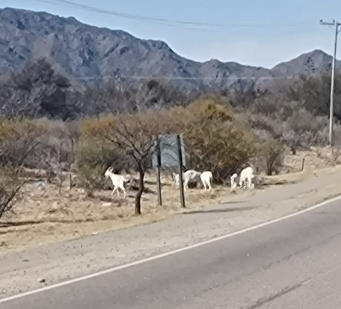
1,194,341,304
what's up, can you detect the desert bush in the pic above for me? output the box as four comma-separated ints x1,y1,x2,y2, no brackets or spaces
0,119,47,218
251,95,282,116
286,73,341,121
237,102,331,153
77,164,105,198
75,139,129,172
0,119,47,168
286,108,328,145
167,97,258,182
35,119,79,169
0,166,24,220
74,139,130,196
185,95,234,122
184,123,258,181
0,58,73,120
258,139,287,175
237,112,284,139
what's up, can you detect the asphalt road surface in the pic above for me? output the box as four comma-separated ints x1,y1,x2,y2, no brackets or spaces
2,197,341,309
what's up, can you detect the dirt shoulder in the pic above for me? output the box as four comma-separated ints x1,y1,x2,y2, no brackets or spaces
1,166,341,299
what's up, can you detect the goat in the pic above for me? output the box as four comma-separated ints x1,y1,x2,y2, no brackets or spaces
104,167,131,198
173,169,201,191
200,171,213,191
239,166,255,189
230,173,238,192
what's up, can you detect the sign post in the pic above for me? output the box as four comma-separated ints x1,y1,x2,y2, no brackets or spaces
176,134,186,208
155,135,162,206
152,134,186,208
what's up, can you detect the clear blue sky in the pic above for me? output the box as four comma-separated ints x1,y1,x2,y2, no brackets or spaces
2,0,341,68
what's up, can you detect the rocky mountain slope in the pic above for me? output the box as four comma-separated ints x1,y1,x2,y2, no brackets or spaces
0,7,340,91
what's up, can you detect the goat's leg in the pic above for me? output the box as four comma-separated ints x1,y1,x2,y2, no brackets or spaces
112,186,117,195
250,179,255,189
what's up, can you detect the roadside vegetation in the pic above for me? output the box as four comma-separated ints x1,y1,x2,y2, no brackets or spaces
1,57,341,251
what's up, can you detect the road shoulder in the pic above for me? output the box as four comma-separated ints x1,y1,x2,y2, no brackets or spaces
1,169,341,299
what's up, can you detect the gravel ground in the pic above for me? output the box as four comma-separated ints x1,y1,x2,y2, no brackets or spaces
1,169,341,299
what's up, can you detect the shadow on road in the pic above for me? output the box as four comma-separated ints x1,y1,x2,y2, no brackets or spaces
183,205,256,215
218,200,246,205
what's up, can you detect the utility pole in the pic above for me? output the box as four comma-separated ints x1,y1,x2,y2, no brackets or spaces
320,20,341,146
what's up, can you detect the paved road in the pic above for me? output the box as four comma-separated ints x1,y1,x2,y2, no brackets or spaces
2,197,341,309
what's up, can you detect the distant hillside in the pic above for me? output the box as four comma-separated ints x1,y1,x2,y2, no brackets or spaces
0,7,340,91
272,49,341,76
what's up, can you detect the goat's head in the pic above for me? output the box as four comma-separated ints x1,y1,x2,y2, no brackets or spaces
104,167,114,178
230,173,238,181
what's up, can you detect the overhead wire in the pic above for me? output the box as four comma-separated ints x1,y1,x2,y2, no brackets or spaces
32,0,322,35
74,75,298,81
26,0,322,82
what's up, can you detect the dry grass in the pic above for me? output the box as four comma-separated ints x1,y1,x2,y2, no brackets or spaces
0,176,256,253
0,148,341,254
282,147,341,172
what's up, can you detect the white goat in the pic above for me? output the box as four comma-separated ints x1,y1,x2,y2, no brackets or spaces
200,171,213,191
104,167,130,198
230,173,238,192
173,169,201,191
239,166,255,189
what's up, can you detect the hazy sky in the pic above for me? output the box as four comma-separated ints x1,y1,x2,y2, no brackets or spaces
2,0,341,68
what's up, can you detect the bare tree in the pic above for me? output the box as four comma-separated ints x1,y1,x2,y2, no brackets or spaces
0,166,24,220
0,120,44,219
0,58,73,120
82,112,169,214
286,73,341,121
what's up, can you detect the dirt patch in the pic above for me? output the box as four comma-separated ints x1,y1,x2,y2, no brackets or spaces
0,180,256,254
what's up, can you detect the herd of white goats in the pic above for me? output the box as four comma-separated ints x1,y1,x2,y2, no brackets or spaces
104,166,255,198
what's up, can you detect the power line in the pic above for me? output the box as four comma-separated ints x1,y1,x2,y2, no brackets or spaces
33,0,319,34
74,75,297,81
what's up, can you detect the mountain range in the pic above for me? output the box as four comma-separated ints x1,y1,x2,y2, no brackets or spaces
1,7,340,91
